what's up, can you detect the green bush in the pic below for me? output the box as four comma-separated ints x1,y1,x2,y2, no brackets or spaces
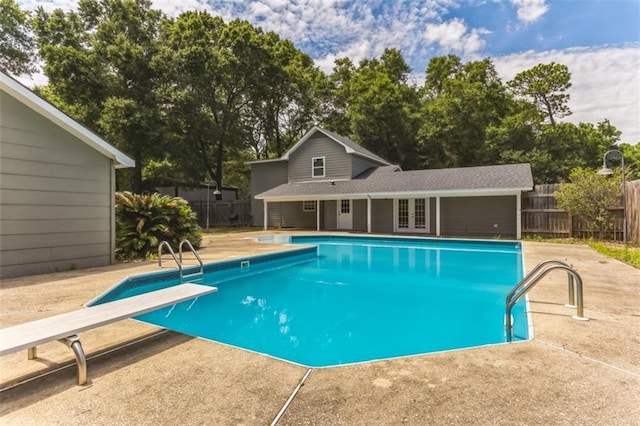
115,191,202,261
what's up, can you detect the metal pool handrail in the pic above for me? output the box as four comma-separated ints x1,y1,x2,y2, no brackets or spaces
505,260,588,341
178,239,204,283
158,241,181,272
506,259,576,308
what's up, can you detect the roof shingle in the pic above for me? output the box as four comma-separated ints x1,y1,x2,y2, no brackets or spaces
256,163,533,199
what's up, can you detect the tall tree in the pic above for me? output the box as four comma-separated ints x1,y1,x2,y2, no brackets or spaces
0,0,36,76
32,0,165,192
508,62,571,126
159,13,303,188
325,48,420,168
243,35,325,159
418,56,509,168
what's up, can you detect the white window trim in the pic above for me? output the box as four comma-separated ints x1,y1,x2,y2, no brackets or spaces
312,156,325,178
302,200,317,212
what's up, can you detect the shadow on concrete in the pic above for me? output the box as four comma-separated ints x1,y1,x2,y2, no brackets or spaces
0,331,193,415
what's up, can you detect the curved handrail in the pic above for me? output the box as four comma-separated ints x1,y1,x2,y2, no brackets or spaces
178,239,204,280
506,259,575,307
158,241,181,273
505,263,588,340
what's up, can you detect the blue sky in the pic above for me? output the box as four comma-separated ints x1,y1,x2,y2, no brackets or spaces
18,0,640,143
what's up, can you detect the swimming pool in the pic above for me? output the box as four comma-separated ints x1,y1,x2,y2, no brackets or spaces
90,235,529,367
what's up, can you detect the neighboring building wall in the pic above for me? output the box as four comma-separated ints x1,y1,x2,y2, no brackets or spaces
251,161,288,227
0,94,114,278
156,186,237,201
440,196,516,237
288,134,351,182
371,199,393,233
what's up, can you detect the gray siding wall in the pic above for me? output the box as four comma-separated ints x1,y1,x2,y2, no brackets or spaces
324,200,337,230
371,199,393,233
288,134,351,182
280,202,318,228
352,199,367,231
351,156,379,178
0,93,114,278
440,196,516,237
250,161,288,227
429,198,436,235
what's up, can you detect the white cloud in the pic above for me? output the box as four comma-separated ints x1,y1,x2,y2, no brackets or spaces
493,44,640,143
510,0,548,23
423,18,488,57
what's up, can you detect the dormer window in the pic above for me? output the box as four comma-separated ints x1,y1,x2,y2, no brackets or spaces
312,157,325,178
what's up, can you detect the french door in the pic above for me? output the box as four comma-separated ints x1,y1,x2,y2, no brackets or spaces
395,198,429,233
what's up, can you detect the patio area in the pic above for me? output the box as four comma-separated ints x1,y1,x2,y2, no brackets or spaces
1,232,639,425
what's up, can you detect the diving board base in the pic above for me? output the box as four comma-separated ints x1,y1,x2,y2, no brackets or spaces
1,283,217,386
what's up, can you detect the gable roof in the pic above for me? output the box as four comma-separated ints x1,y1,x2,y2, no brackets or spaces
256,163,534,200
289,126,392,165
1,71,135,169
248,126,393,165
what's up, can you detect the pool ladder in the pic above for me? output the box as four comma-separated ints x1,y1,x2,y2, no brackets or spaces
505,259,588,341
158,240,204,283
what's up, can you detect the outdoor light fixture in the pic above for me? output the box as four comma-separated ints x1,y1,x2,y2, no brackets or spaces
205,181,222,232
597,150,626,244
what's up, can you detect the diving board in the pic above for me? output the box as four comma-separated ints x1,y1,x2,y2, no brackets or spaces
0,283,217,386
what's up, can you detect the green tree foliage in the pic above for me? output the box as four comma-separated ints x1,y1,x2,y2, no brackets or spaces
618,143,640,180
555,168,621,238
325,48,421,168
32,0,165,192
419,56,509,168
0,0,36,76
508,62,571,126
244,36,325,158
29,2,631,191
115,191,201,260
158,11,323,191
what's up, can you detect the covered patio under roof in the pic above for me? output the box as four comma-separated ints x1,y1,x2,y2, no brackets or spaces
256,163,534,239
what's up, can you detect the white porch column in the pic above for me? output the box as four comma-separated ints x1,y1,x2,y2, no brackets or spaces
263,201,268,231
516,192,522,239
316,200,321,231
435,196,441,237
367,197,372,234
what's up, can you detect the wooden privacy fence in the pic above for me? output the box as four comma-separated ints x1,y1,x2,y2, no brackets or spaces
521,181,639,244
627,179,640,244
190,199,252,229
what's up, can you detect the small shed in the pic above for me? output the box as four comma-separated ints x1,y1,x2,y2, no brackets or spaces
0,72,135,278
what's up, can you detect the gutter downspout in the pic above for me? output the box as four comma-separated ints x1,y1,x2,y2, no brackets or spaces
110,161,116,264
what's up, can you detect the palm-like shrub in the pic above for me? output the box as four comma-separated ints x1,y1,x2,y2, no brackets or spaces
115,191,202,261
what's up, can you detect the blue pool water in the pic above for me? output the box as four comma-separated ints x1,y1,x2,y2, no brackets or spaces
91,236,528,367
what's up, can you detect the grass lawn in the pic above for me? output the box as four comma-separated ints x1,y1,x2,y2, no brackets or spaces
587,241,640,269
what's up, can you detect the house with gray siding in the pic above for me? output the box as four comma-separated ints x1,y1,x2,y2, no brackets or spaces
0,71,134,278
249,126,533,238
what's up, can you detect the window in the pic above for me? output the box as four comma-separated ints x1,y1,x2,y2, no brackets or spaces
312,157,325,178
302,200,317,212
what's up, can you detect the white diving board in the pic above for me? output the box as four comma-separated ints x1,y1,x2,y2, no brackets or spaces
0,283,218,386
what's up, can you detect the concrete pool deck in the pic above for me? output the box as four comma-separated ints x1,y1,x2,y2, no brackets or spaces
0,231,638,425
